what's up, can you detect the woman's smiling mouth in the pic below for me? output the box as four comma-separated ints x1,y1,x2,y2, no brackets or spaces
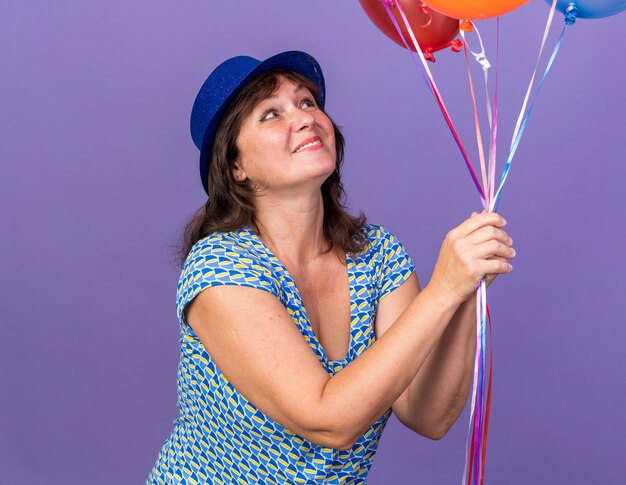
293,137,322,153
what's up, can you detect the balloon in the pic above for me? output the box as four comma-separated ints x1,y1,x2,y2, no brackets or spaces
359,0,461,61
545,0,626,19
423,0,530,20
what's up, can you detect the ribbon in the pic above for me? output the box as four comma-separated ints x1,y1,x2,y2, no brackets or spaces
461,41,489,196
488,21,500,206
382,0,487,207
492,0,569,211
381,3,491,484
380,1,569,483
461,26,493,128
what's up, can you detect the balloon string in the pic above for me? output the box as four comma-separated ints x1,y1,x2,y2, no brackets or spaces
473,282,485,485
460,25,492,126
383,0,487,207
460,23,497,206
382,3,492,482
492,4,567,211
462,281,491,485
380,2,435,97
382,3,564,484
467,25,493,129
489,19,500,205
480,305,494,485
477,280,487,484
470,10,563,478
510,0,558,151
458,22,496,484
462,286,482,485
462,45,489,198
476,279,491,485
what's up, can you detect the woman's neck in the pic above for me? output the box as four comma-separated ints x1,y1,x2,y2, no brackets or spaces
252,190,329,267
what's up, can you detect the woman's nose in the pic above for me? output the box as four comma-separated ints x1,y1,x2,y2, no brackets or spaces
291,107,315,130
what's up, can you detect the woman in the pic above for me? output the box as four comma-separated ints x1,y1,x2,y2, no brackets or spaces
147,51,515,484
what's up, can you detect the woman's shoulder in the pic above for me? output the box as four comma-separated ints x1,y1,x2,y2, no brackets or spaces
358,223,407,255
183,227,265,270
176,227,279,322
358,223,415,294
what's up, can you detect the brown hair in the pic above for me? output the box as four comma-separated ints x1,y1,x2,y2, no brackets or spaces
177,70,367,266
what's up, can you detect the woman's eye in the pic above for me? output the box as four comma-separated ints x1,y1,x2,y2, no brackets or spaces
302,98,316,109
260,109,278,122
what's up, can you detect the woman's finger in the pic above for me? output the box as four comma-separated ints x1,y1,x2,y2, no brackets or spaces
483,256,510,287
449,212,506,239
472,240,516,260
468,225,513,246
478,257,513,276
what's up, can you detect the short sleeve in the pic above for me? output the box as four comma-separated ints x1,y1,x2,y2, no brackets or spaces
176,233,278,324
373,226,415,300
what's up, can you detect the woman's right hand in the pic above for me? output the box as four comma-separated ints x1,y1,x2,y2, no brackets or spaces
428,211,515,307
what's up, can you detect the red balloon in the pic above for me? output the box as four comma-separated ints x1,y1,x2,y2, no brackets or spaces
359,0,461,61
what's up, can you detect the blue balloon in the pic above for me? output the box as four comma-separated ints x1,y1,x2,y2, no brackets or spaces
546,0,626,19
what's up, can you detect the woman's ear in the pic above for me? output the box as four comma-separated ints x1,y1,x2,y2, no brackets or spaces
232,160,247,182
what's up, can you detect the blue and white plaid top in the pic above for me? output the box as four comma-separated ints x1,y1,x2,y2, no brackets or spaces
148,223,415,484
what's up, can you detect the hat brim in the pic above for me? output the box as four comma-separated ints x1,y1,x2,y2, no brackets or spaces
199,51,326,195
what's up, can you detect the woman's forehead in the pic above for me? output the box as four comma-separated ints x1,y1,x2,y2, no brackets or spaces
260,78,309,102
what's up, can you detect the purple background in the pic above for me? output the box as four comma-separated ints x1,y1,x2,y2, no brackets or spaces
2,1,625,484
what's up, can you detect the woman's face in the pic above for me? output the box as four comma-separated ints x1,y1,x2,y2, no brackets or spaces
233,76,336,195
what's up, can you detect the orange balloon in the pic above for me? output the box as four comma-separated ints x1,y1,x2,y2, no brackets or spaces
424,0,530,20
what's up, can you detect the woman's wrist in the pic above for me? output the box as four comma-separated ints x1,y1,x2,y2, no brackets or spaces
420,281,465,315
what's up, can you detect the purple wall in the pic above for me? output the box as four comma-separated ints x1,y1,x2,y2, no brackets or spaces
2,1,625,483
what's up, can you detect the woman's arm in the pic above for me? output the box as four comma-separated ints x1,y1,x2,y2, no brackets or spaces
186,212,513,450
375,212,514,439
375,277,477,439
186,276,459,451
